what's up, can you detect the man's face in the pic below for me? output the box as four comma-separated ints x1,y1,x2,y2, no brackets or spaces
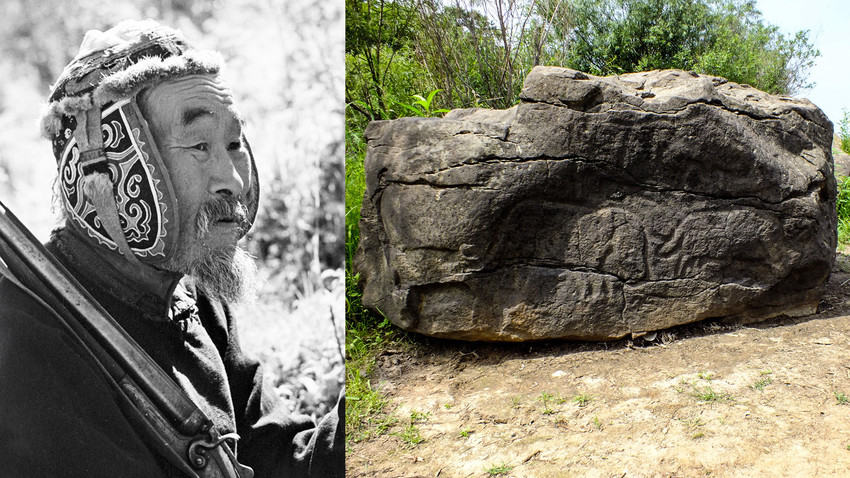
139,74,257,302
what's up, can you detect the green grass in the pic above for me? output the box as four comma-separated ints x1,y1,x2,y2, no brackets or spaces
410,410,431,423
345,123,384,443
345,121,413,448
573,394,594,407
837,176,850,245
680,416,707,439
345,269,399,443
693,386,733,402
345,122,368,267
395,410,431,447
750,377,772,391
345,357,396,443
345,290,408,444
538,391,565,415
485,462,514,476
750,371,773,391
835,391,850,405
397,423,425,447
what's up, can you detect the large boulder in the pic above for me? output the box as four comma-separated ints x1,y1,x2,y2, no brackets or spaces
354,66,837,341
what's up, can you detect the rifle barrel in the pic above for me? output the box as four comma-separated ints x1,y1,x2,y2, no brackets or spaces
0,200,209,435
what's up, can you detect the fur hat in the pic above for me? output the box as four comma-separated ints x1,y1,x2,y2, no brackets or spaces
42,20,259,265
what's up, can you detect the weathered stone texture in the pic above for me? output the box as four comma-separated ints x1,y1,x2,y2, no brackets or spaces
354,66,837,341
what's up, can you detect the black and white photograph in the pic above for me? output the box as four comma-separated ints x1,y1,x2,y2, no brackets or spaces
0,1,344,476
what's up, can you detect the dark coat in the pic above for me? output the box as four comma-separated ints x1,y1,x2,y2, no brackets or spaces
0,228,343,477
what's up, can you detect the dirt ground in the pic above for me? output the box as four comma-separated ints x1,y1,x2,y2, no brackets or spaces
348,251,850,477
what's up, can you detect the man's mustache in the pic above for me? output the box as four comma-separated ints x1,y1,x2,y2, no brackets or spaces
194,196,250,238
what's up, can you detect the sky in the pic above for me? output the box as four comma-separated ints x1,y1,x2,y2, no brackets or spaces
755,0,850,128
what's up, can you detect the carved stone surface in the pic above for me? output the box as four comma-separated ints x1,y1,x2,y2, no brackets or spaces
354,66,837,341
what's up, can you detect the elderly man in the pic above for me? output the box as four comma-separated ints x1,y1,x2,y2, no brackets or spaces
0,20,343,478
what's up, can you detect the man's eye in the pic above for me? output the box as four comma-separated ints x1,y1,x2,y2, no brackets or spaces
227,140,243,151
191,143,209,152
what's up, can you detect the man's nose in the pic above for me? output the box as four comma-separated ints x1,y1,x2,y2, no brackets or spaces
208,145,245,197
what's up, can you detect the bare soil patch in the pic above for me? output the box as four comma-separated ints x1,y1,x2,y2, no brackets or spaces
348,252,850,477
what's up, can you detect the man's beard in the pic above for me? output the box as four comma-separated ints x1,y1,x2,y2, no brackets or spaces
165,196,258,304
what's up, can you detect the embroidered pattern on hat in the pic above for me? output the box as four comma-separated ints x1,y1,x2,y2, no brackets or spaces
59,99,169,259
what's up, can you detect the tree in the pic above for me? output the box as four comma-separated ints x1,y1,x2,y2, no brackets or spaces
546,0,818,95
347,0,819,119
345,0,421,121
414,0,579,110
555,0,716,74
694,1,818,95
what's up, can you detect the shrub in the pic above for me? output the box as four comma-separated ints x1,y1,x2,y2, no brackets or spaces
837,176,850,245
839,109,850,155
